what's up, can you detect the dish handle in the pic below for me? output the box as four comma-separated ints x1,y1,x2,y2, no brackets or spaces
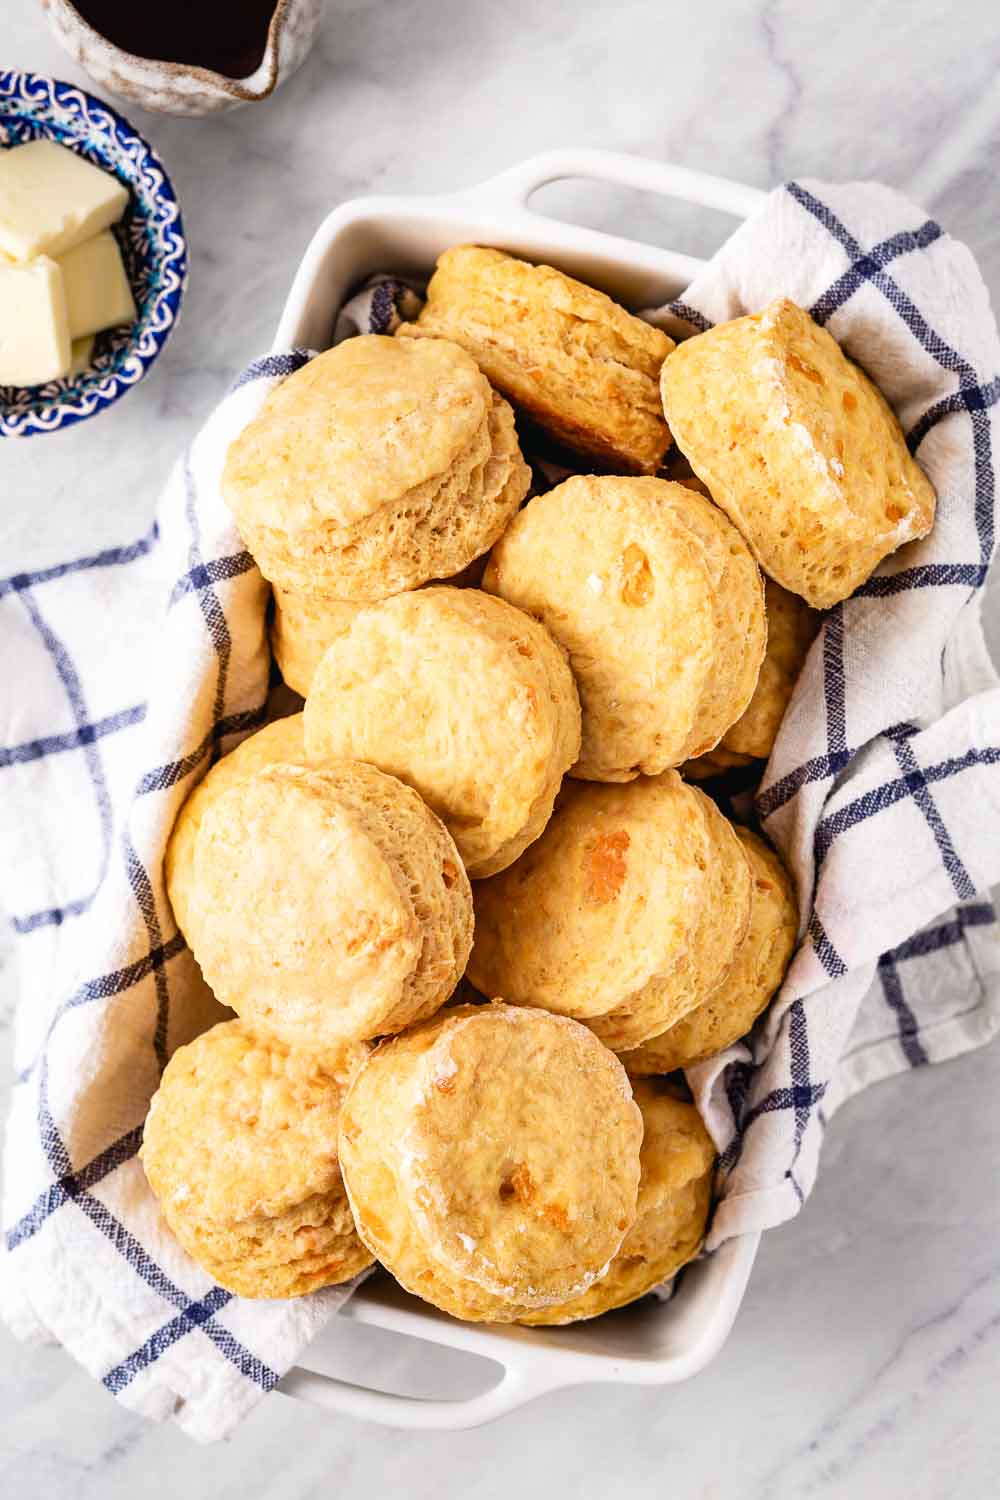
460,148,767,227
279,1339,566,1431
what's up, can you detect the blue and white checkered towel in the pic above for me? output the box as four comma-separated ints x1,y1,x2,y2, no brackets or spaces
2,178,999,1441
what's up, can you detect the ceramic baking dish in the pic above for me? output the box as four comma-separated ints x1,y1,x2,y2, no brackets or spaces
273,149,766,1430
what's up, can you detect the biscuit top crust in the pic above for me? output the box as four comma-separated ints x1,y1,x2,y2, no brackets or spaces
141,1020,346,1225
190,762,426,1041
222,334,491,533
468,771,710,1018
303,586,581,875
164,714,308,941
343,1004,642,1302
484,475,719,777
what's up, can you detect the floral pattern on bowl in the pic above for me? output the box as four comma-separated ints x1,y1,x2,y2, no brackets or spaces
0,70,187,439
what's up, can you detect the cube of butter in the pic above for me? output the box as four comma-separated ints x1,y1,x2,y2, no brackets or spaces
59,230,136,339
69,335,96,377
0,139,129,262
0,256,71,386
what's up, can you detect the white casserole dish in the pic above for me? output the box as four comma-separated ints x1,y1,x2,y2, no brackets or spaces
273,149,767,1430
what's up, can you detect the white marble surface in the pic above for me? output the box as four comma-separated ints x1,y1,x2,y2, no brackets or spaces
3,0,1000,1493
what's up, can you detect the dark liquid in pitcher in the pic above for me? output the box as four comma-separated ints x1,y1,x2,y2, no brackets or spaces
73,0,280,79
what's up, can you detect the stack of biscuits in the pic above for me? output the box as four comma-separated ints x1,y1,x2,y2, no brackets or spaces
143,244,935,1326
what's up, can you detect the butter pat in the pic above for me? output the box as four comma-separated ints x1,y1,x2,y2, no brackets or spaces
0,139,129,262
69,335,96,377
0,256,71,386
59,230,136,339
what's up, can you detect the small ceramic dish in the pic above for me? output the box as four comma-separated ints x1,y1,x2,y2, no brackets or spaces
0,70,187,439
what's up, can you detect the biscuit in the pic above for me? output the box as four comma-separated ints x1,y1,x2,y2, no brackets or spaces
719,577,822,759
660,297,936,608
681,746,755,781
304,587,581,878
222,335,530,601
179,759,473,1049
622,829,798,1074
165,714,307,944
518,1081,715,1323
397,245,673,474
660,481,767,759
583,784,753,1052
483,475,764,780
468,772,751,1049
270,588,365,698
141,1020,373,1298
338,1004,643,1321
272,557,497,699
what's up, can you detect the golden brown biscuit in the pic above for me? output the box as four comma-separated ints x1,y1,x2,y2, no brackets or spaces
270,588,365,698
397,245,673,474
720,577,823,759
484,475,764,780
165,714,307,943
272,558,494,698
660,482,767,760
141,1020,374,1298
223,335,530,601
660,298,936,608
622,829,798,1074
681,746,755,780
180,759,473,1049
584,784,753,1052
518,1081,715,1323
304,588,581,878
468,772,751,1048
338,1004,643,1321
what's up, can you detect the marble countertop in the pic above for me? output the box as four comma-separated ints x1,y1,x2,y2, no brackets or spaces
3,1,1000,1495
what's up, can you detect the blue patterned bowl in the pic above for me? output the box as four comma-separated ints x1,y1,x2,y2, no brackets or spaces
0,70,187,438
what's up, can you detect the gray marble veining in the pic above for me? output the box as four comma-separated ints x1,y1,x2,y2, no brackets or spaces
2,0,1000,1494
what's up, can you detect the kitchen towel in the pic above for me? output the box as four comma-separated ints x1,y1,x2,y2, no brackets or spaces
2,178,999,1440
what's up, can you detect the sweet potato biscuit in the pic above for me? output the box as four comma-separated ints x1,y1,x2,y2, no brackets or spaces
681,746,755,781
468,772,750,1048
222,335,530,600
484,475,715,780
272,557,494,698
622,829,798,1074
338,1004,643,1321
304,587,581,878
397,245,674,474
720,577,822,759
141,1020,373,1298
165,714,307,944
181,759,473,1049
583,785,752,1052
518,1081,715,1323
657,482,767,760
660,297,936,608
270,588,366,698
484,475,762,779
